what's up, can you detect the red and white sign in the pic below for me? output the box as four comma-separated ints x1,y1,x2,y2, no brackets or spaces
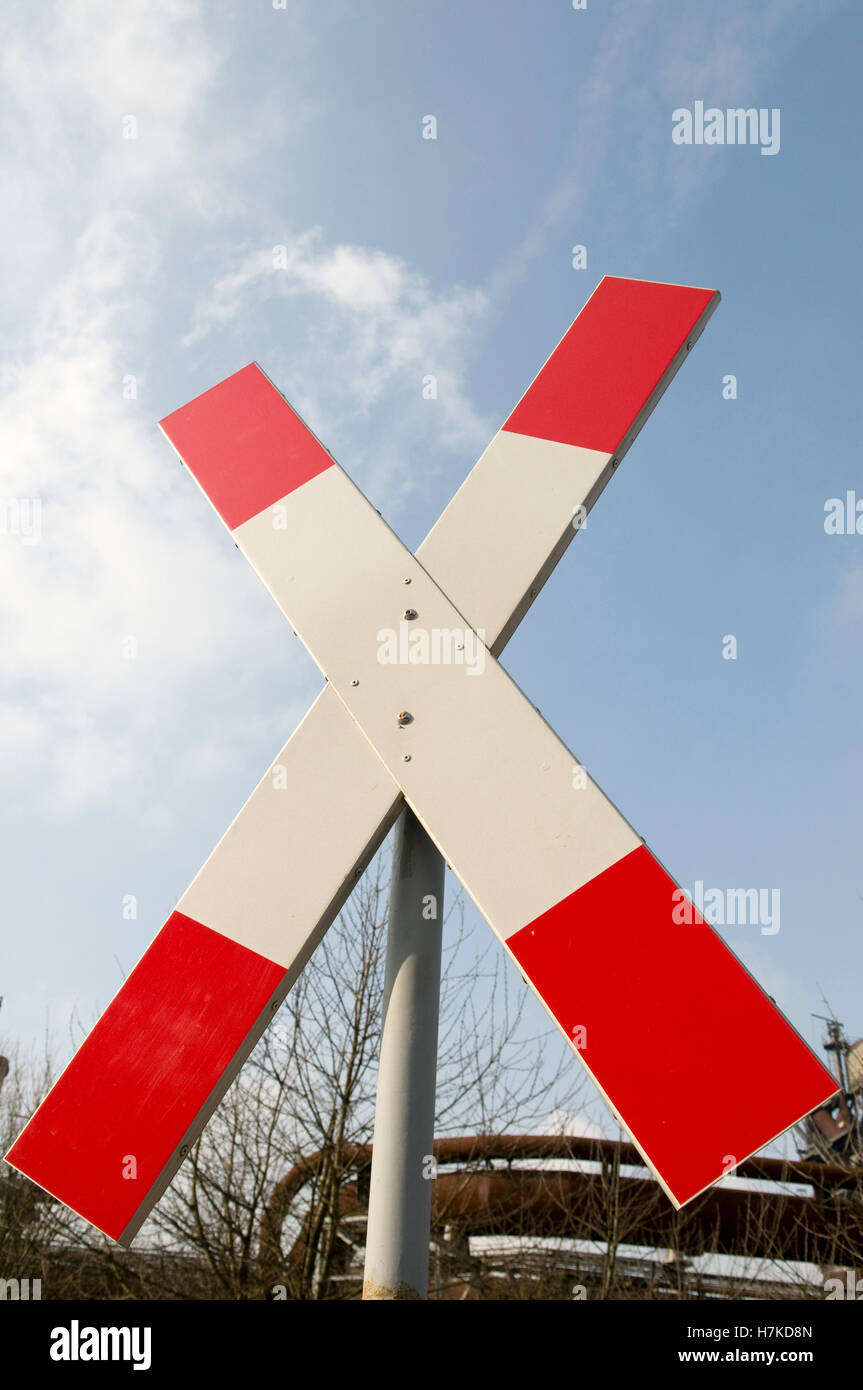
6,278,838,1243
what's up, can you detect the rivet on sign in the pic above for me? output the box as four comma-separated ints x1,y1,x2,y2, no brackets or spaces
351,679,359,687
403,577,412,584
397,711,413,726
179,1145,190,1158
403,608,418,620
402,754,412,762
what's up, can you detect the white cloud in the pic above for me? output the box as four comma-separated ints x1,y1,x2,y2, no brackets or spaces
540,1108,607,1141
0,2,491,812
489,0,846,297
0,3,217,311
181,229,491,497
0,6,298,809
0,211,298,807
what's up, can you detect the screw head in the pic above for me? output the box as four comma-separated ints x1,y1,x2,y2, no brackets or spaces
402,608,418,620
397,710,413,726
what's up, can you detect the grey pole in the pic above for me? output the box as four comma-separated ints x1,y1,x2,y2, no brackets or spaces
362,807,444,1300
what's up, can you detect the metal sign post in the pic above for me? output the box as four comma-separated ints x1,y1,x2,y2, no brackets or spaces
363,809,444,1300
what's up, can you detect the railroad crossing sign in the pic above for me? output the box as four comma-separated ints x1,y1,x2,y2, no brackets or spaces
6,277,837,1244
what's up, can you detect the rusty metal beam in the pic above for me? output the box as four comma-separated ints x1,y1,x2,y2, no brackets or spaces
257,1135,863,1283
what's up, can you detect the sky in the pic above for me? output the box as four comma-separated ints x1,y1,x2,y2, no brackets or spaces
1,0,861,1152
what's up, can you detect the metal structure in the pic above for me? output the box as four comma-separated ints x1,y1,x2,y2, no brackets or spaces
5,277,839,1299
256,1134,863,1299
798,1016,863,1165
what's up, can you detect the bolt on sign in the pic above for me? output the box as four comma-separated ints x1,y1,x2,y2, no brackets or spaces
6,277,837,1244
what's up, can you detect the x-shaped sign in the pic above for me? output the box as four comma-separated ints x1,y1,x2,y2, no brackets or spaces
7,277,837,1244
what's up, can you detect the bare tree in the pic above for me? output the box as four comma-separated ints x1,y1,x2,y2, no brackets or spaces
0,1038,58,1289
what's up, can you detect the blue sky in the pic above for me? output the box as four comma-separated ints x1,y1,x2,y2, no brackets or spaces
1,0,861,1134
